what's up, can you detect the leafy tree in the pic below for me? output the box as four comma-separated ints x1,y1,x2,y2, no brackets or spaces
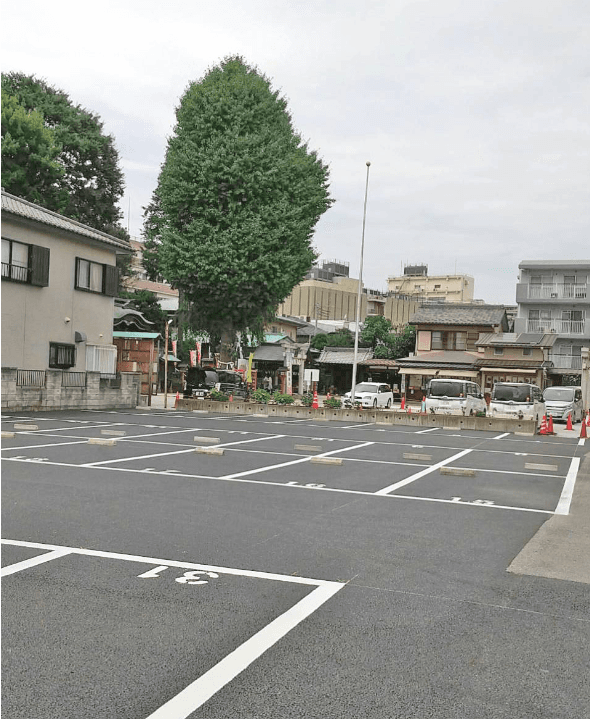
1,72,127,238
360,316,393,349
143,56,333,358
118,290,168,336
387,325,416,359
311,329,354,351
1,90,64,207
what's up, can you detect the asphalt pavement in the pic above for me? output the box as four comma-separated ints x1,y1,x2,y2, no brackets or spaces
1,407,589,718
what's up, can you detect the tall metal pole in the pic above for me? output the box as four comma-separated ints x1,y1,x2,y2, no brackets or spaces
350,161,371,404
164,319,172,409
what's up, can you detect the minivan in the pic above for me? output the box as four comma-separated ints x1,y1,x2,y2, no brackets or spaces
424,379,487,416
543,386,583,423
488,382,544,423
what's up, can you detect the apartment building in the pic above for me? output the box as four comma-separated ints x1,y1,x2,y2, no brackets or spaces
387,264,475,303
514,260,589,382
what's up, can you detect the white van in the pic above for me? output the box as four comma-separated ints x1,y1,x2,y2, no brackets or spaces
424,379,487,416
543,386,584,423
488,382,544,423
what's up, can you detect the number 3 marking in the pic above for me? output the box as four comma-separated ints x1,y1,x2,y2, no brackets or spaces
175,570,219,585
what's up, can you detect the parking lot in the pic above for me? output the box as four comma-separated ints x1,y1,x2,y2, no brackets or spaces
2,409,589,718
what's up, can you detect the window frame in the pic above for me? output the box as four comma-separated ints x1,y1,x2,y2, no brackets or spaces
49,342,76,369
2,238,30,283
75,257,105,294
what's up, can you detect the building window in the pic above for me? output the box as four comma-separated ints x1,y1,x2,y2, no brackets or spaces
75,257,119,296
494,347,504,355
431,331,443,350
76,258,104,293
86,344,117,377
523,348,532,356
49,342,76,369
2,238,30,282
434,284,441,289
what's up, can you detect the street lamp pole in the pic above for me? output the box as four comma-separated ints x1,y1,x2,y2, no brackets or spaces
350,161,371,405
164,318,173,409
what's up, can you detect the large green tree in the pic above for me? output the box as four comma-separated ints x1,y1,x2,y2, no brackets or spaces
1,90,64,207
1,72,127,238
143,56,333,353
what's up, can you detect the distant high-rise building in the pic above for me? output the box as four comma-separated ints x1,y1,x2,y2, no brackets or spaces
387,264,475,303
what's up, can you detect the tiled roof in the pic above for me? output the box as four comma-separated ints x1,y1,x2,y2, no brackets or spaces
318,347,373,364
397,350,479,368
1,190,131,251
473,358,546,369
476,332,557,348
358,358,398,367
253,344,285,362
126,278,179,296
409,303,507,327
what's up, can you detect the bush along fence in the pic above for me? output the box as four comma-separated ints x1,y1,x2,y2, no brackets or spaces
1,368,141,412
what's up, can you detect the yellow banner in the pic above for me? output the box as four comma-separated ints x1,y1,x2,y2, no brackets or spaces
247,352,254,383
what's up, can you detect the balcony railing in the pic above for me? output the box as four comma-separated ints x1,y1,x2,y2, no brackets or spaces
549,354,583,369
527,319,585,334
527,283,588,299
2,262,30,283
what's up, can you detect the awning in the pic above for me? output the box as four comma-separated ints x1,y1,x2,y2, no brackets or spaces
479,367,537,374
400,368,479,378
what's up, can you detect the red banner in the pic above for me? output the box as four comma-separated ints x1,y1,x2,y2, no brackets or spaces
196,341,201,364
172,340,177,357
189,350,197,367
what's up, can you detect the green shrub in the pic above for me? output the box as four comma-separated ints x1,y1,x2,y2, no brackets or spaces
273,392,295,405
324,397,342,409
251,388,272,404
301,393,313,407
209,389,229,401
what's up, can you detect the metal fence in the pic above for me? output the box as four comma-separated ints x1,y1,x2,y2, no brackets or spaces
16,370,46,387
61,372,87,387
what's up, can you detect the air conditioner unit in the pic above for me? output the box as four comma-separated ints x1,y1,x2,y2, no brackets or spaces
550,293,558,298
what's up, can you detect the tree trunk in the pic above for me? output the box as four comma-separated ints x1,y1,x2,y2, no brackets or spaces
219,326,235,365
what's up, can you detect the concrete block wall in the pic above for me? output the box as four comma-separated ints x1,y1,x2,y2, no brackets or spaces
1,368,141,412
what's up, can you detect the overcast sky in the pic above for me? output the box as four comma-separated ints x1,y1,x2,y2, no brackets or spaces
3,0,589,304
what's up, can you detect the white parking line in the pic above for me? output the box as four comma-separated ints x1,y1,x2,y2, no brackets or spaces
374,449,474,495
222,441,374,480
146,582,341,718
1,440,89,451
493,433,510,440
415,427,439,434
555,457,581,515
1,548,72,576
80,434,286,467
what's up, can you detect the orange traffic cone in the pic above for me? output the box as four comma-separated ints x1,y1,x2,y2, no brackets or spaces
566,413,573,431
174,391,180,408
539,414,548,435
401,396,406,410
229,394,233,402
312,389,319,409
327,391,331,400
407,405,412,414
580,418,587,439
547,415,555,434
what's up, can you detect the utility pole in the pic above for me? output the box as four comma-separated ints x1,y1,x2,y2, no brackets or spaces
164,318,172,409
350,161,371,404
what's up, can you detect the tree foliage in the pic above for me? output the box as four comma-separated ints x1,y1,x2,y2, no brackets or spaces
1,72,127,238
143,56,333,339
311,329,354,351
1,90,65,207
359,316,394,348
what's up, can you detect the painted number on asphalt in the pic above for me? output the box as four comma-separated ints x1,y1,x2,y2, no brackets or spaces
137,565,219,585
286,481,326,488
451,497,495,506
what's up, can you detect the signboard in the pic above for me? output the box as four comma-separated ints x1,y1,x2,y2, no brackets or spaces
304,369,319,382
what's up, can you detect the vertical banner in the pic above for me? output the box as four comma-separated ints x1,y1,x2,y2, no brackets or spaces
247,352,254,383
196,341,202,365
172,340,177,357
189,350,197,367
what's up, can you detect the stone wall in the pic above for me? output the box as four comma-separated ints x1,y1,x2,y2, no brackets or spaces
1,369,141,412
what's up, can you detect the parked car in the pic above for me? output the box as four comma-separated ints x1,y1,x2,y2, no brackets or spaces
343,382,393,409
543,386,583,423
216,369,247,399
488,382,544,423
183,367,218,398
424,379,487,416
